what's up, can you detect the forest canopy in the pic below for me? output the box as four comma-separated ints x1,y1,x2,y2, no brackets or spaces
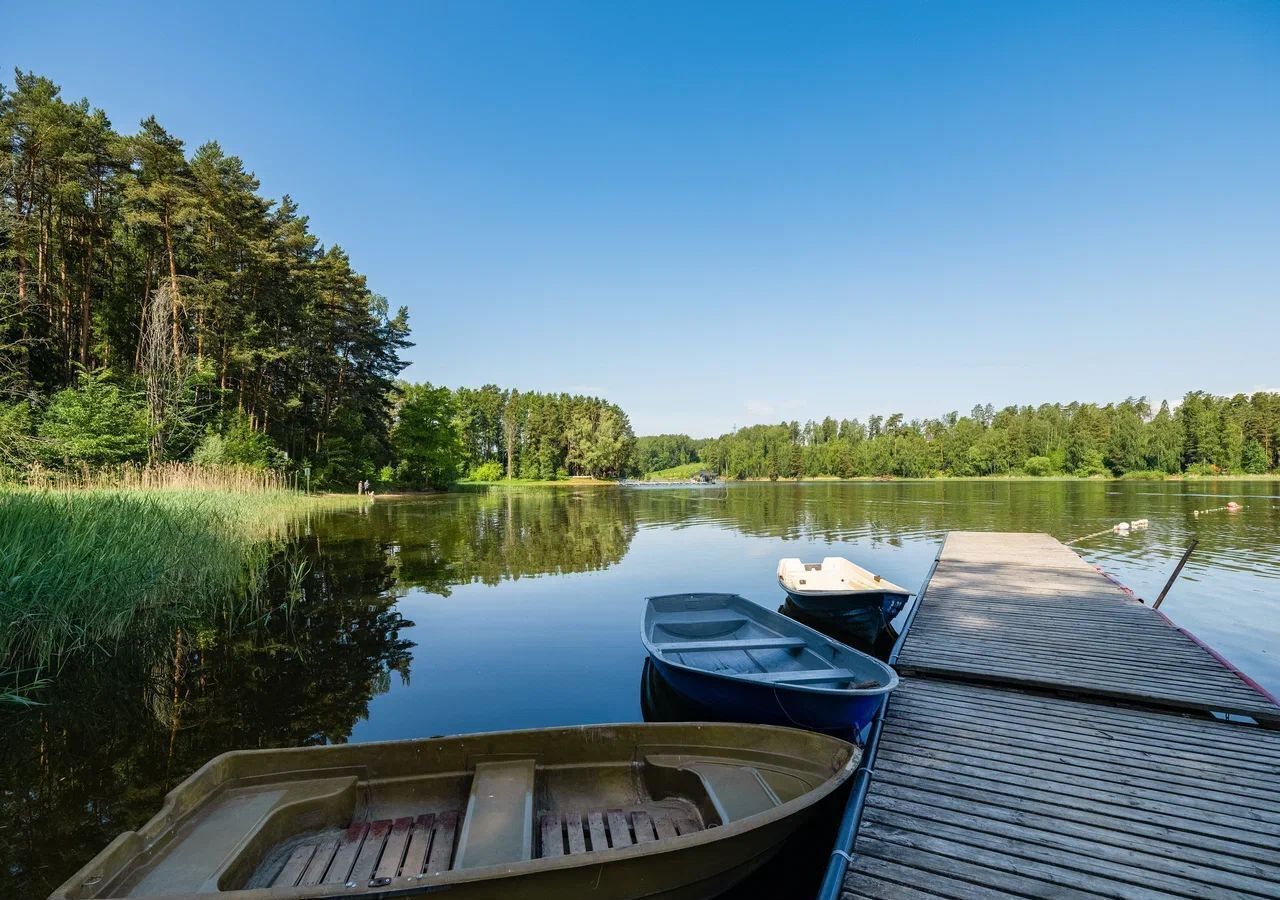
662,393,1280,480
1,71,410,484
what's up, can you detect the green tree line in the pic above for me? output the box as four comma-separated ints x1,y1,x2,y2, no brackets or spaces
642,393,1280,480
1,71,410,484
392,383,637,488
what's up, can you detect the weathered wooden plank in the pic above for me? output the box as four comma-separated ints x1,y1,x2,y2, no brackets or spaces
426,811,457,874
564,811,587,854
631,811,657,843
882,704,1280,791
875,740,1280,840
299,838,338,886
651,810,679,841
322,823,367,885
374,816,413,880
606,809,632,847
587,811,608,852
272,843,315,888
540,813,563,857
399,814,435,878
348,818,390,886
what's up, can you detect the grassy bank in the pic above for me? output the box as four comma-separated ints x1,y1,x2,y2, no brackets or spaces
0,477,359,702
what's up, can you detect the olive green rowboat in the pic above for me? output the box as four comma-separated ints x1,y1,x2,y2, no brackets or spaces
51,722,857,900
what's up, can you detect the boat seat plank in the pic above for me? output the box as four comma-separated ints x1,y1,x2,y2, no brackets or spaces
652,611,750,628
454,759,536,869
739,668,856,684
398,814,435,879
631,811,658,843
540,813,563,857
606,809,632,848
651,811,679,841
298,838,338,886
373,816,414,881
347,819,390,886
426,811,458,874
655,637,806,653
322,823,368,885
564,812,587,855
271,843,316,888
587,811,608,853
686,763,781,822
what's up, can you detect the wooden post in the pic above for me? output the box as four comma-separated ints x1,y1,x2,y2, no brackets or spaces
1153,539,1198,610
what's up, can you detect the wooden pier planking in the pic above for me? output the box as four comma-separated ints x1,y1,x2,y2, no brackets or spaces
896,532,1280,724
843,531,1280,900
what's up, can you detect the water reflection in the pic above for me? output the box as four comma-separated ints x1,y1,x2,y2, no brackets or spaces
3,481,1278,900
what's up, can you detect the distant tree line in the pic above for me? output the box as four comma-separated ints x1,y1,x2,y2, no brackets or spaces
1,71,410,485
637,393,1280,480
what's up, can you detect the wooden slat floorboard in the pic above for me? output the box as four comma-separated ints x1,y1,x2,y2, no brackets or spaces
849,680,1280,898
846,531,1280,899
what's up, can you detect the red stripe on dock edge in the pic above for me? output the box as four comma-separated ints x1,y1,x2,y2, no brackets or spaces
1092,564,1138,599
1153,607,1280,710
1087,559,1278,710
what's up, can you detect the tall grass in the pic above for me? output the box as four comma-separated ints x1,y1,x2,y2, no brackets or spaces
0,473,359,701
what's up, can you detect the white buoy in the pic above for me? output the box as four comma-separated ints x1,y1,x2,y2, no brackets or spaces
1113,521,1130,533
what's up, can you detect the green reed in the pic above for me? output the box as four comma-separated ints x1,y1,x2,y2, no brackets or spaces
0,486,358,700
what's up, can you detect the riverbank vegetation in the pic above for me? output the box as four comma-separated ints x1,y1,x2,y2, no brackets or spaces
635,393,1280,480
1,71,410,487
0,470,359,702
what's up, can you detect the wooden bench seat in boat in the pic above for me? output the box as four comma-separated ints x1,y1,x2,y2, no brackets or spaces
454,758,536,869
653,637,806,653
738,668,859,685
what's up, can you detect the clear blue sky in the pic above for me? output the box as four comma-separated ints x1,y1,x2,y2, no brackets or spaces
6,1,1279,436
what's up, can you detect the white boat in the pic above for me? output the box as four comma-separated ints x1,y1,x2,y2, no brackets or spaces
776,557,912,622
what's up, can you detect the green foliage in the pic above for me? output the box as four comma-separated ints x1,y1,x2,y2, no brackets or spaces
193,413,285,469
1242,439,1269,474
1119,469,1168,480
1,71,410,483
467,460,504,482
0,487,359,679
392,383,465,489
1022,456,1055,476
643,461,708,481
638,390,1280,480
37,371,148,466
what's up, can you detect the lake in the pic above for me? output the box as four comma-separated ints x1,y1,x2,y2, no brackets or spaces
3,480,1277,899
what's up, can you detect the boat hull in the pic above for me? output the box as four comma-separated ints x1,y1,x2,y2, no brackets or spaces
51,722,856,900
780,584,910,621
650,655,884,740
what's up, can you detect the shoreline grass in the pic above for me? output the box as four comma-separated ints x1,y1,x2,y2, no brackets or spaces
0,470,361,703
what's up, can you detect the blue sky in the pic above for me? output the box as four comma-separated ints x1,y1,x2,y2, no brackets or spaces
6,1,1279,436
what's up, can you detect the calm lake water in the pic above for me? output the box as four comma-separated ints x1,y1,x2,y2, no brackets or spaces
4,480,1278,899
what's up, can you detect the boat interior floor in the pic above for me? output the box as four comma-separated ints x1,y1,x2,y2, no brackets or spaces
221,750,802,894
651,619,872,688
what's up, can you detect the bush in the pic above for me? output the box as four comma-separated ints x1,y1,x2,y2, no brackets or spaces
468,460,504,482
1186,462,1220,476
193,413,285,469
1022,456,1055,476
1119,469,1167,481
38,370,148,466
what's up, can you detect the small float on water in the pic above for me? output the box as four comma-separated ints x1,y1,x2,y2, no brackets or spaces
642,593,898,737
776,557,912,623
51,723,856,900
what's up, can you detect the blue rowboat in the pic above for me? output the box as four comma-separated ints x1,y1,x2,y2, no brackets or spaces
642,593,898,738
777,557,912,624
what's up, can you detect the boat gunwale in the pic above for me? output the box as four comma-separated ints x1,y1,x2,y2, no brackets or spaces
51,721,858,900
642,593,900,697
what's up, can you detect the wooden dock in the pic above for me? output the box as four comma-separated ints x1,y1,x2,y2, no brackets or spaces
840,532,1280,900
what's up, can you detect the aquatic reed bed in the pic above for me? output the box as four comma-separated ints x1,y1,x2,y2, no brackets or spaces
0,483,359,701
